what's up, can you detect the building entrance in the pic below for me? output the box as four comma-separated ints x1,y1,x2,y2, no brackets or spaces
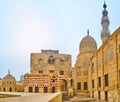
98,91,100,99
29,87,33,92
92,91,94,98
35,87,39,93
44,87,48,93
52,87,55,93
105,91,108,101
9,88,12,92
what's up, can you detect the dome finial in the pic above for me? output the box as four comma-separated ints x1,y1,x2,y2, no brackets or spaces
87,29,89,36
8,69,10,74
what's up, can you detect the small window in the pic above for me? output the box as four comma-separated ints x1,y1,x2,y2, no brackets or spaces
98,77,101,87
77,82,81,90
52,79,55,82
104,74,108,87
60,71,64,75
92,79,94,88
48,56,55,64
60,59,64,65
39,70,43,73
92,63,94,72
49,70,54,73
84,82,88,90
38,58,42,64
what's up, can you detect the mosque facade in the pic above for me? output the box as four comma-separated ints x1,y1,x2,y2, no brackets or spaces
0,70,24,92
0,2,120,102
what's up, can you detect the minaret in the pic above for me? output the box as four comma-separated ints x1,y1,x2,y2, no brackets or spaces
101,2,110,43
8,69,10,74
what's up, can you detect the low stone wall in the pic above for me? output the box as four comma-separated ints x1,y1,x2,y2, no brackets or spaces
48,92,62,102
0,94,21,98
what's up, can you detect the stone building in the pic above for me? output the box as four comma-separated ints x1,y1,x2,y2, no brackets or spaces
0,70,24,92
1,70,16,92
0,2,120,102
88,2,120,102
72,2,120,102
24,50,72,93
88,27,120,102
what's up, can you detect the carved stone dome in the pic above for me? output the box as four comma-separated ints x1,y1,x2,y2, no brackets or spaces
2,72,16,85
80,35,97,53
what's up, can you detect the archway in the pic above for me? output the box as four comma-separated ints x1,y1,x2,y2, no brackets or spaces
44,87,48,93
61,79,68,91
4,88,6,92
9,87,12,92
29,87,33,92
35,87,39,93
52,87,55,93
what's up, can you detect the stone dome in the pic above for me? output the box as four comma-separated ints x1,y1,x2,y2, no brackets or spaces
80,35,97,53
2,72,16,85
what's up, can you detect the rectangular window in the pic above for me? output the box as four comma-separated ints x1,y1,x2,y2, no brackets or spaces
84,82,88,90
104,74,108,86
92,63,94,72
77,82,81,90
60,71,64,75
39,70,43,73
49,70,54,73
92,79,94,88
98,77,101,87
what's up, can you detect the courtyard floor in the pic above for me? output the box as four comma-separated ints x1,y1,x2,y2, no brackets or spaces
0,92,60,102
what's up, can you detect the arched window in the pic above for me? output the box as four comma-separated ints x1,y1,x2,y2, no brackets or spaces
48,56,55,64
38,58,43,64
60,59,64,65
9,87,12,92
109,46,114,61
4,88,6,92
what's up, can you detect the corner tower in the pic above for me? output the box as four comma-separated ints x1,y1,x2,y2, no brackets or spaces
101,2,110,43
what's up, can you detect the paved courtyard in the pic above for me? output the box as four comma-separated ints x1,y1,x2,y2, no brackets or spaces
0,92,60,102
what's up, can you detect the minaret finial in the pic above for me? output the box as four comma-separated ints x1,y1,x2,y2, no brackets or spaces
87,29,89,36
103,1,107,9
8,69,10,74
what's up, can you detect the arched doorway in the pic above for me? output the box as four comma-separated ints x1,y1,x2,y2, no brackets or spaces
105,91,108,101
44,87,48,93
52,87,55,93
4,88,6,92
35,87,39,93
61,79,68,91
29,87,33,92
98,91,100,99
9,87,12,92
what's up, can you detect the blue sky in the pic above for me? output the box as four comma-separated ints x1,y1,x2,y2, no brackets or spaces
0,0,120,80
